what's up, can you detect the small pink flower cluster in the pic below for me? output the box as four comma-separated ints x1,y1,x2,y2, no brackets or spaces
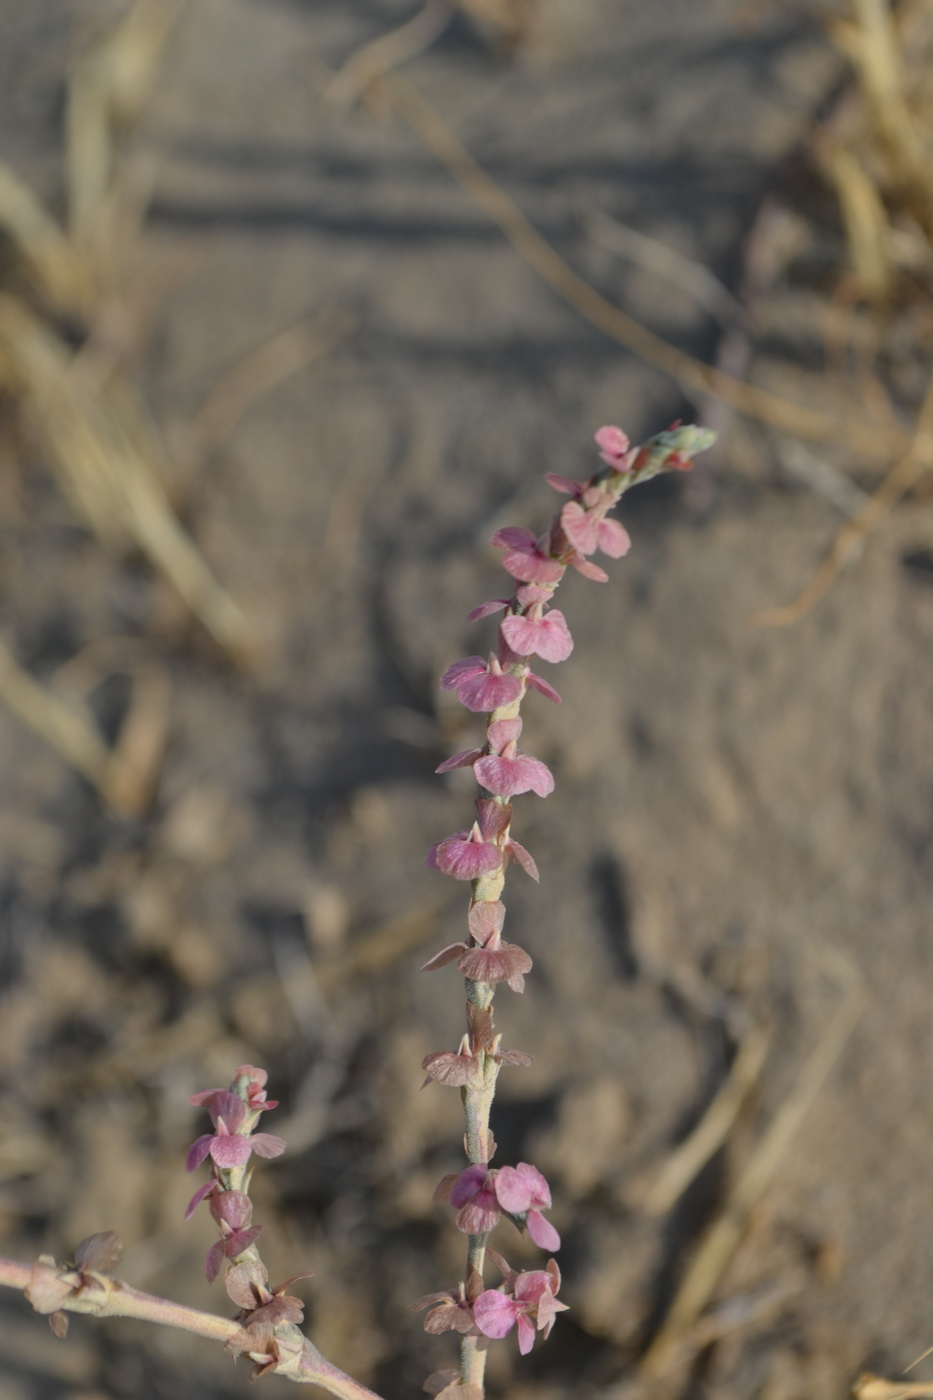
185,1066,286,1281
434,1161,560,1251
411,1253,567,1357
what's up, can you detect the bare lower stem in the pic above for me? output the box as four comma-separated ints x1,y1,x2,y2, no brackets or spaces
0,1257,384,1400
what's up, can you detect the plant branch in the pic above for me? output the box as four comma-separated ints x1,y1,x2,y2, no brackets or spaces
0,1255,385,1400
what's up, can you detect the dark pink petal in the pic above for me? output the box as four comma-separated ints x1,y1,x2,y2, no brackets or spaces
597,517,631,558
224,1225,263,1257
467,598,510,622
501,548,565,585
459,944,532,987
488,718,522,751
475,753,554,799
186,1135,214,1173
498,632,523,668
421,942,468,971
189,1088,225,1108
458,671,522,712
569,554,609,582
422,1051,480,1087
526,673,561,704
517,1313,536,1355
544,473,585,497
429,835,502,880
494,1166,534,1214
211,1189,252,1229
249,1133,286,1159
560,500,599,555
450,1164,489,1207
490,527,536,550
184,1180,216,1219
457,1189,502,1235
475,797,512,840
436,749,483,774
468,900,505,945
210,1093,246,1133
497,1048,533,1067
506,840,539,881
500,611,573,664
526,1211,561,1251
474,1290,521,1340
205,1241,225,1283
440,657,487,690
209,1134,253,1168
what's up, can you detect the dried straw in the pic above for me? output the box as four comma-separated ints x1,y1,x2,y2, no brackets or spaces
0,293,255,659
638,950,865,1381
751,367,933,627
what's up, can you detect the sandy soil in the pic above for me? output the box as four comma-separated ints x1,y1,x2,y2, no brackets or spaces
1,3,932,1399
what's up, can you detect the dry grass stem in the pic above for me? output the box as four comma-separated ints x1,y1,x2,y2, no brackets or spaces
776,440,872,519
364,71,908,462
819,141,893,303
0,635,112,793
315,899,446,990
188,310,355,461
826,0,931,215
0,162,93,316
751,368,933,627
633,1024,771,1218
0,633,168,817
586,205,752,332
0,294,255,659
638,951,865,1381
66,0,186,273
854,1378,933,1400
325,0,455,108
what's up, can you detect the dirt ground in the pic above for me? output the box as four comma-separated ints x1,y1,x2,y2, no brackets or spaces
2,3,933,1399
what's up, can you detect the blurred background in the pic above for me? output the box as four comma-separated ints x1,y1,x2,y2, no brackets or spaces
2,2,933,1398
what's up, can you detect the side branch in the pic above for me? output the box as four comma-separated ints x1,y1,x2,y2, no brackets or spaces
0,1256,385,1400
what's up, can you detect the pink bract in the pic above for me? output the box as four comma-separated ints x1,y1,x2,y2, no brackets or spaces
473,1290,520,1340
474,751,554,799
500,609,573,664
426,831,503,880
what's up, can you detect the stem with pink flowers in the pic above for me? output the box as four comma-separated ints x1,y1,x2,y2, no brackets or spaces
418,421,716,1397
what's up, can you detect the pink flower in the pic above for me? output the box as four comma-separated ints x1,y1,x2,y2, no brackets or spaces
594,424,634,470
440,655,523,713
186,1089,285,1173
438,1162,559,1249
494,1162,561,1251
560,500,631,560
500,609,573,663
491,527,565,585
421,902,532,990
473,1259,567,1354
474,743,554,799
426,825,503,880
